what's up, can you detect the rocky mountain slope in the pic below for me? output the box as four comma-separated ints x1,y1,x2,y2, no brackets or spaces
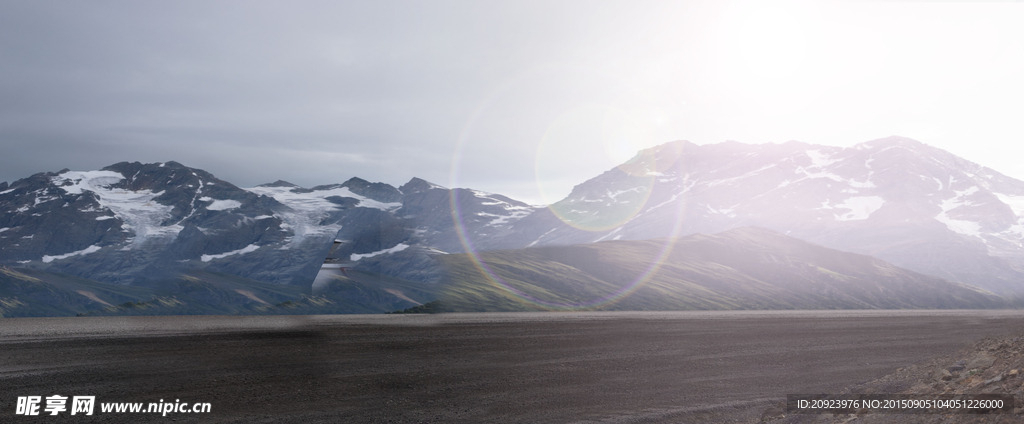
4,226,1006,316
430,227,1006,312
0,161,534,287
508,137,1024,295
0,265,430,317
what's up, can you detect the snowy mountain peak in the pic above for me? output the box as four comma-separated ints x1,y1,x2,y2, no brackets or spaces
1,162,294,283
399,177,446,194
50,169,183,243
637,139,695,155
340,177,403,203
257,180,299,188
504,138,1024,294
857,135,928,150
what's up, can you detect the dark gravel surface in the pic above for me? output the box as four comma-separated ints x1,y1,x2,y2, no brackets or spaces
3,311,1024,423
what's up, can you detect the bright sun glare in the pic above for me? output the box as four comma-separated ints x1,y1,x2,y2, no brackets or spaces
448,0,1024,206
713,2,809,86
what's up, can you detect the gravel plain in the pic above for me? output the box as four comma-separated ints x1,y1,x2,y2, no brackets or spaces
4,311,1024,423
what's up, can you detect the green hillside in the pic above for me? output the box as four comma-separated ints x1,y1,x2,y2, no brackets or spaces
432,227,1007,311
0,267,430,317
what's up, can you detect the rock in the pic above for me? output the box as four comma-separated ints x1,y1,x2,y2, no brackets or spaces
983,374,1004,386
948,360,967,372
966,354,996,370
1010,369,1019,378
759,405,785,421
937,369,953,381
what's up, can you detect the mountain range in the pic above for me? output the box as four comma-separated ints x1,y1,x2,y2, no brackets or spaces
506,137,1024,295
3,136,1024,316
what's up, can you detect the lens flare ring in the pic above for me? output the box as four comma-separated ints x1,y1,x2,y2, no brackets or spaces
449,66,690,310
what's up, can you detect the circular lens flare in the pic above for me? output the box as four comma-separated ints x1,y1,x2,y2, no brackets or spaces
448,67,693,310
535,104,669,232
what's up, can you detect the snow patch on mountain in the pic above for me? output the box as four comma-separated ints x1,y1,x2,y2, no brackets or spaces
481,210,533,226
200,197,242,211
639,191,685,218
468,190,536,226
797,168,876,189
993,193,1024,241
708,165,776,187
608,187,646,200
595,226,624,242
246,185,359,245
528,227,558,247
996,193,1024,217
248,185,401,212
42,245,102,263
806,149,837,168
32,190,57,206
351,243,409,261
936,188,984,237
201,244,260,262
51,170,124,194
707,205,737,217
51,170,182,243
830,196,885,221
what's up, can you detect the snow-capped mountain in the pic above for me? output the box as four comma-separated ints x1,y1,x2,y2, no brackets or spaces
0,161,316,284
6,135,1024,312
509,137,1024,294
0,161,535,287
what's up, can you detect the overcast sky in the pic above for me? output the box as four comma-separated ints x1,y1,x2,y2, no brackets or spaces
3,0,1024,205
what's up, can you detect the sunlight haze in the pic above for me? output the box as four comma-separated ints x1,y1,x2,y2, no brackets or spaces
1,0,1023,204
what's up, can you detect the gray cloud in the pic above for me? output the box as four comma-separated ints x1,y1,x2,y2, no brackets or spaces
4,1,1024,204
2,1,590,194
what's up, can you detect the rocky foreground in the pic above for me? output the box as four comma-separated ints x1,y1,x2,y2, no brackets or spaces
760,333,1024,423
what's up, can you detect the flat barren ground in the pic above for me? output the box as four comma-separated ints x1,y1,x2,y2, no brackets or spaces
4,311,1024,423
